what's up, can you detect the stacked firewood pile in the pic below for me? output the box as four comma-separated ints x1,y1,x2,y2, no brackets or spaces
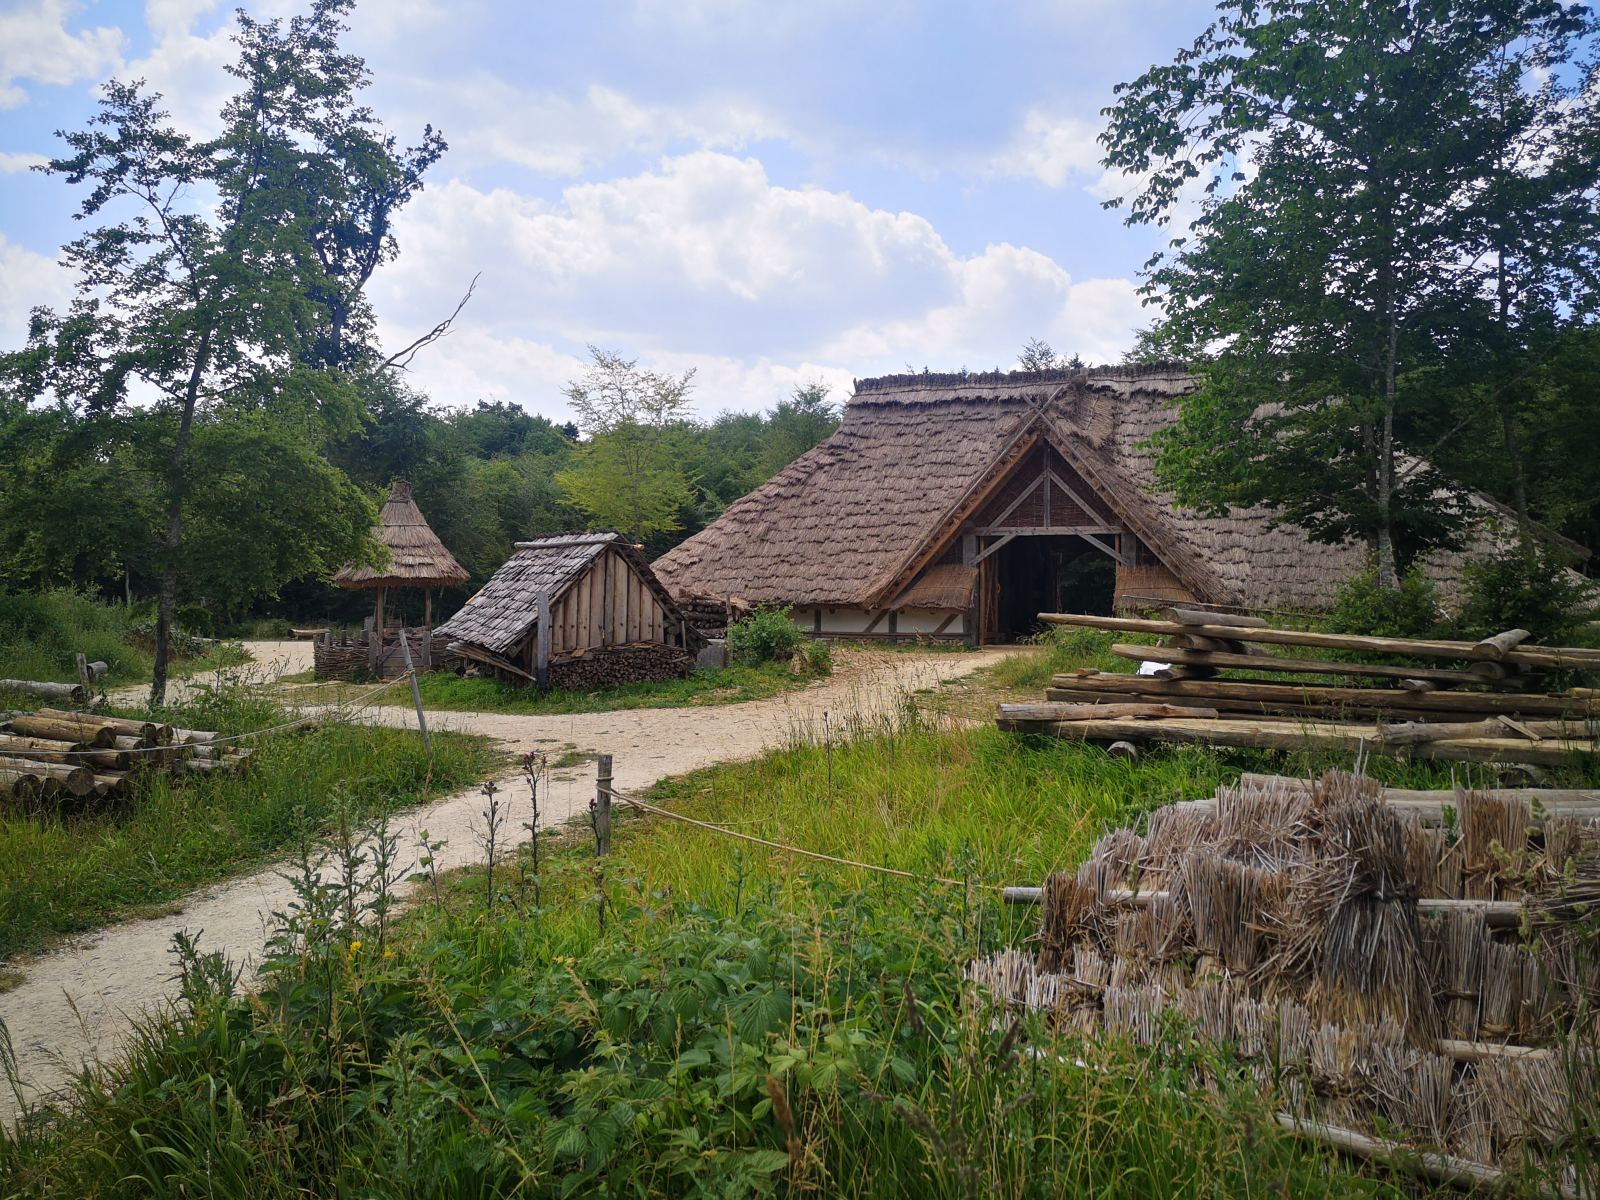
546,644,694,691
997,609,1599,769
676,594,749,640
0,707,248,805
972,771,1600,1189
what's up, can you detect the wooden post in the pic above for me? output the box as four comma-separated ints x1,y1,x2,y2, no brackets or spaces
398,633,432,759
364,615,377,672
374,587,386,637
593,754,613,856
75,653,91,695
423,587,432,630
535,591,551,691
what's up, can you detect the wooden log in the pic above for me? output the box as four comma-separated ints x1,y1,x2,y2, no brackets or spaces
0,734,131,770
1003,885,1526,927
1046,672,1597,717
0,753,94,795
998,702,1222,722
35,708,168,744
1040,612,1600,669
4,715,116,748
996,714,1595,768
1272,1114,1528,1194
0,768,41,803
1374,717,1594,746
1162,607,1268,629
0,679,88,704
1234,772,1600,807
1110,643,1488,686
1476,628,1532,658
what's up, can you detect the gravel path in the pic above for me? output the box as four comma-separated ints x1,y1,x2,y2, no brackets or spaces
0,645,1007,1121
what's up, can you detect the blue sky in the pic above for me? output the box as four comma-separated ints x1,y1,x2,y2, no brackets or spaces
0,0,1213,421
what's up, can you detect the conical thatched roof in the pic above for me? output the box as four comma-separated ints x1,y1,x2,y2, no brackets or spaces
335,480,470,590
653,365,1579,612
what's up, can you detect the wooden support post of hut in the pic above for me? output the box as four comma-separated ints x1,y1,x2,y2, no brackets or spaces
318,480,470,681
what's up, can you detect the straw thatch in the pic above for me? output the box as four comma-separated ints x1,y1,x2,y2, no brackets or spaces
653,366,1579,613
334,480,469,590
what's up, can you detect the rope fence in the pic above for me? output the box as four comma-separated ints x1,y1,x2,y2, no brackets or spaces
605,781,997,891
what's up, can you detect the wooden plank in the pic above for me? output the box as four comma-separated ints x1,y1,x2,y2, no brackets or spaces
1109,643,1491,686
999,702,1221,721
1164,607,1268,629
997,713,1595,767
1042,612,1600,669
1045,674,1598,717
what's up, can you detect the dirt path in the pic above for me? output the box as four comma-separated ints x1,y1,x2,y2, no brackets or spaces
106,639,315,706
0,647,1008,1121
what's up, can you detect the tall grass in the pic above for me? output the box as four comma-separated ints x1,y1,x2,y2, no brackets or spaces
0,684,498,958
2,701,1518,1197
984,627,1138,691
0,588,244,690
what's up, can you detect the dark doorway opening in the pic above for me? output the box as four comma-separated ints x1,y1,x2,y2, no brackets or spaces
990,535,1116,641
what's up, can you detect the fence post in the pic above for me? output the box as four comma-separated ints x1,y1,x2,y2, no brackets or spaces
398,633,433,759
593,753,613,857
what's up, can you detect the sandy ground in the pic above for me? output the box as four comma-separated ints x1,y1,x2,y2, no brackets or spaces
1,643,1009,1122
106,639,315,706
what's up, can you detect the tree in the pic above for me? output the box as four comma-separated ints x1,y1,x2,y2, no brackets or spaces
0,0,444,700
556,347,698,543
1018,337,1061,371
759,381,838,478
1101,0,1598,587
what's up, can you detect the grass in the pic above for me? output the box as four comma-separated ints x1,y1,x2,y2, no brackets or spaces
0,588,250,693
282,658,818,715
5,690,1542,1198
0,685,499,960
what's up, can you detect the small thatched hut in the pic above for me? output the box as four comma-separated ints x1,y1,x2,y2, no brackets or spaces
654,366,1582,643
435,533,701,688
316,480,470,679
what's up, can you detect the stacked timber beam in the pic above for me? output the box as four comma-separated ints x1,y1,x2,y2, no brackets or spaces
0,707,248,805
997,609,1599,768
970,771,1600,1191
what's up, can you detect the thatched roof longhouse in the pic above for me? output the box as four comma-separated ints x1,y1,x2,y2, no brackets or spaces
653,365,1555,617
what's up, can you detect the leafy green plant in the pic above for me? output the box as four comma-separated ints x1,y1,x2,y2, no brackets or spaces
801,638,833,676
1454,543,1599,644
726,606,805,664
1325,566,1443,639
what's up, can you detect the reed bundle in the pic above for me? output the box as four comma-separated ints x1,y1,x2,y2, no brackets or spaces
971,770,1600,1183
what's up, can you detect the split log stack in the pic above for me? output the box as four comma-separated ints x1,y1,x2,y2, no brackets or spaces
997,609,1600,769
0,707,249,806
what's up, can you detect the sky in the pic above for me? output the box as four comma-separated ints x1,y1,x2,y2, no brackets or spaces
0,0,1215,423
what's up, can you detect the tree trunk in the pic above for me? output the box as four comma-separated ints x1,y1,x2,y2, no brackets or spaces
1375,278,1400,590
150,326,212,707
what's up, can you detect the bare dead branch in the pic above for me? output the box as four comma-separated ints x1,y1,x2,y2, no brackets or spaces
381,272,480,371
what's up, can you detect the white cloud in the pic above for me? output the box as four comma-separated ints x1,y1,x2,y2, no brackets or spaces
0,151,48,174
0,0,123,108
368,151,1143,419
990,108,1105,187
0,234,73,348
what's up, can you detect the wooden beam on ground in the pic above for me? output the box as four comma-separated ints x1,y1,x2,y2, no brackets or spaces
1040,612,1600,669
1108,643,1491,686
1045,672,1598,718
999,702,1221,722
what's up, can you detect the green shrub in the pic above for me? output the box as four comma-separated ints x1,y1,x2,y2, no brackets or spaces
176,602,215,637
802,637,833,675
1325,566,1442,638
1455,543,1599,644
726,605,804,663
0,588,148,684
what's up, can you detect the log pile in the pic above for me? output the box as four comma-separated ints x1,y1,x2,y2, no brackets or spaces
676,594,750,640
970,771,1600,1190
997,609,1600,768
0,707,249,805
546,643,694,691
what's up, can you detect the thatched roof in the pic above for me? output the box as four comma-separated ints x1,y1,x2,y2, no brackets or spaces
335,480,470,591
653,366,1561,612
434,532,683,658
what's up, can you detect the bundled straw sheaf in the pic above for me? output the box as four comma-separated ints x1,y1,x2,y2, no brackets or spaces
968,770,1600,1178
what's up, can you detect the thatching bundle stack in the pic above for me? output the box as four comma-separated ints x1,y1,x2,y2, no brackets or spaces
998,610,1600,769
971,772,1600,1186
0,708,248,806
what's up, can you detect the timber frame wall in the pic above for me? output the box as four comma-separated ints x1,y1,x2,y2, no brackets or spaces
517,545,689,675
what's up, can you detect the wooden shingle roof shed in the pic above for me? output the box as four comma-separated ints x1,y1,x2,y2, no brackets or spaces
435,532,700,686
